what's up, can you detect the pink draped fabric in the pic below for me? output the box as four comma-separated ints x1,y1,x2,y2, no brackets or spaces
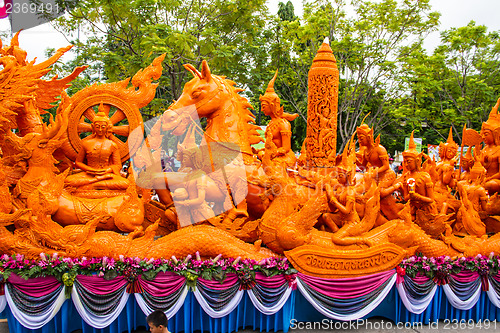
198,273,239,290
8,274,61,298
138,272,185,297
76,275,128,295
451,270,480,283
492,274,500,283
413,275,432,285
298,270,395,299
255,273,287,288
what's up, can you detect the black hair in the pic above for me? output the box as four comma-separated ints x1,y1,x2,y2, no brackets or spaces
147,310,168,327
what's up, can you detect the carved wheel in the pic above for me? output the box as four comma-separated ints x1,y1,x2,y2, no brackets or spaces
64,93,143,163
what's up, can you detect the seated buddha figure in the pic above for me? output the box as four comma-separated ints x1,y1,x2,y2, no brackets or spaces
480,98,500,195
65,108,130,192
259,70,298,173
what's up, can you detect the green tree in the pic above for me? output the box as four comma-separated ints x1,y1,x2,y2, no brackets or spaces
399,21,500,146
52,0,273,119
269,0,439,151
278,1,298,22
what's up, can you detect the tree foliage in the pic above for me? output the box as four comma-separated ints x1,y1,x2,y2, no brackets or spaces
52,0,273,119
268,0,440,151
398,21,500,146
46,0,500,156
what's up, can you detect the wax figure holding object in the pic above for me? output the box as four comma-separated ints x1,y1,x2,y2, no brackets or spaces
171,135,216,227
147,310,169,333
356,123,401,222
258,69,298,172
435,128,458,191
400,132,437,219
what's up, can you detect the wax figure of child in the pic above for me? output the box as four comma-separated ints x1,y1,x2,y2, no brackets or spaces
147,310,169,333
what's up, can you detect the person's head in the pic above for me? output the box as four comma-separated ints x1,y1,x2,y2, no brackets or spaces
147,310,168,333
335,167,351,185
177,146,204,169
445,145,458,160
461,150,474,172
468,160,486,184
481,97,500,145
481,128,496,145
404,156,419,172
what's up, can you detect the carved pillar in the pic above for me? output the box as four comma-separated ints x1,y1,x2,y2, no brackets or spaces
306,38,339,167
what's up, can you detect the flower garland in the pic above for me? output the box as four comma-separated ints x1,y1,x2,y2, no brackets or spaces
5,252,500,288
0,253,297,289
398,253,500,285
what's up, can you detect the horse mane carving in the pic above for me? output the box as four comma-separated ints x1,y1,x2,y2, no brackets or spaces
214,75,263,151
163,60,263,166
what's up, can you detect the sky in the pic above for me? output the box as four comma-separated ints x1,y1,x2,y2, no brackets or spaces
0,0,499,63
267,0,500,52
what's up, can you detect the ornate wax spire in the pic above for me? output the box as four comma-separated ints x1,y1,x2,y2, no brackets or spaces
305,37,339,167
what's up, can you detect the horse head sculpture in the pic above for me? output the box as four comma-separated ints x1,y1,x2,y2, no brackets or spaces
161,60,221,135
159,60,262,163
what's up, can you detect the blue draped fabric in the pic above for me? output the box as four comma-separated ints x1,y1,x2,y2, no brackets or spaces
189,291,295,333
290,285,500,326
6,278,500,332
6,300,78,333
4,290,296,333
294,287,399,323
395,286,442,324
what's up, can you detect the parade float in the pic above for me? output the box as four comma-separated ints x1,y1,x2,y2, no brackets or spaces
1,32,500,332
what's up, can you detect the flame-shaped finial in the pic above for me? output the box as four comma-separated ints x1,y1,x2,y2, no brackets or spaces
403,131,419,159
482,97,500,133
446,127,454,144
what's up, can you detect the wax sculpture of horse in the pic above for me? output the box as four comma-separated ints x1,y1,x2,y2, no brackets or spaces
151,60,269,229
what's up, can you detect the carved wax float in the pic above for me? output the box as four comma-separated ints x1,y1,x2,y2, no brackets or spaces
133,39,500,277
147,59,267,239
4,33,500,279
10,53,167,233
